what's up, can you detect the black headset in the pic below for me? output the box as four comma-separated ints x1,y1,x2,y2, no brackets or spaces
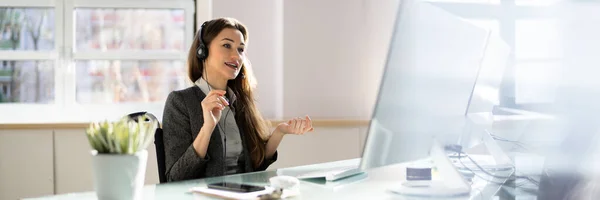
196,21,209,61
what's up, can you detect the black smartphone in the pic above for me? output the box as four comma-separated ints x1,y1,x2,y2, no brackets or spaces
207,182,266,193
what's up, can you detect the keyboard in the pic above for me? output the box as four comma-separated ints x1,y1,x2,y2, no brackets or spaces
296,166,362,181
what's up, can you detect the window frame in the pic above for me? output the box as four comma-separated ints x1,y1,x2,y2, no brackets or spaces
0,0,200,123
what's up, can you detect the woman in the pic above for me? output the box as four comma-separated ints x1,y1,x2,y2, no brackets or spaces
162,17,314,182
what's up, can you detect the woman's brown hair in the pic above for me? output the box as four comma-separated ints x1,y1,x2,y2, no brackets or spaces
187,17,271,169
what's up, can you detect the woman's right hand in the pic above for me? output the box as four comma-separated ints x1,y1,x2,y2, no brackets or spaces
200,90,229,128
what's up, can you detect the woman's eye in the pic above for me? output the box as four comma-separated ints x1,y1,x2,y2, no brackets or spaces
223,44,231,48
238,48,245,53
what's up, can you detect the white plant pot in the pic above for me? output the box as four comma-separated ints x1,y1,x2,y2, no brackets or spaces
91,150,148,200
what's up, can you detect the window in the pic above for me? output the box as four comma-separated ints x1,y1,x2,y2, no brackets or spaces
514,19,561,104
0,6,57,104
426,0,565,112
0,0,196,123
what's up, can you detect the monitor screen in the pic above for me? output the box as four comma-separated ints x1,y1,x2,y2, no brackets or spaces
360,0,492,170
459,31,511,149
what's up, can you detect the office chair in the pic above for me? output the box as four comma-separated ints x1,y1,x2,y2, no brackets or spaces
126,112,166,183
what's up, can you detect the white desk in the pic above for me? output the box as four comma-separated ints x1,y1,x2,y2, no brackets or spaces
26,158,512,200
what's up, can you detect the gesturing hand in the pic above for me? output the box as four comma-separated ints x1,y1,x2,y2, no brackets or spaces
277,115,314,135
200,90,229,128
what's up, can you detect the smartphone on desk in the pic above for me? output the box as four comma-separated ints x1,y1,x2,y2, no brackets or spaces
207,182,266,193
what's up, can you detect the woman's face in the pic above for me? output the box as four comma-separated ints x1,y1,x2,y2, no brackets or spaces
205,28,246,81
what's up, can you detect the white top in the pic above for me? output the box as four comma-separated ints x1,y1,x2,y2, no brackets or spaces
195,77,244,175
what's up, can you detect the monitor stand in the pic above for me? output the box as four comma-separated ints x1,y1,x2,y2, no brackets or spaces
389,140,471,197
454,129,514,172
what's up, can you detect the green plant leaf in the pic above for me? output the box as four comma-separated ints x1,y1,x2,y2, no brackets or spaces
85,114,157,154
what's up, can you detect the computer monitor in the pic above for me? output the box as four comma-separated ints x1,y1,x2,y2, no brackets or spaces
359,0,491,171
458,30,511,150
357,0,498,196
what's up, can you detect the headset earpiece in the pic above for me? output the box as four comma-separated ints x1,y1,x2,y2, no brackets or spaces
196,22,208,61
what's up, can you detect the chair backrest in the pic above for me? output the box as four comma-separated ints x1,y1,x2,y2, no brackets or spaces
127,112,166,183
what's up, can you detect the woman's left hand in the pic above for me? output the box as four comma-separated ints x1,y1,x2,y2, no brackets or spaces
277,115,314,135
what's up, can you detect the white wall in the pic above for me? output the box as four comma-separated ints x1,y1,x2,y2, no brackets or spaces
211,0,399,120
283,0,368,119
363,0,401,118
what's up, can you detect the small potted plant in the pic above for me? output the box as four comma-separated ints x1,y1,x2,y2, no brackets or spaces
85,115,157,200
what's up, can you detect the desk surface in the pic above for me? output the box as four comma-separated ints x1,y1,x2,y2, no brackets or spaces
27,158,512,200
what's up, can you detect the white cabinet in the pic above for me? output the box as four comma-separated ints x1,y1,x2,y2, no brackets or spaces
0,130,54,200
1,125,365,198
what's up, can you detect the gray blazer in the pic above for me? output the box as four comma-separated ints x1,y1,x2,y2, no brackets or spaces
162,86,277,182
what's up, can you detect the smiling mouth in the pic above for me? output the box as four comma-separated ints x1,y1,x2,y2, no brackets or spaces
225,62,238,70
